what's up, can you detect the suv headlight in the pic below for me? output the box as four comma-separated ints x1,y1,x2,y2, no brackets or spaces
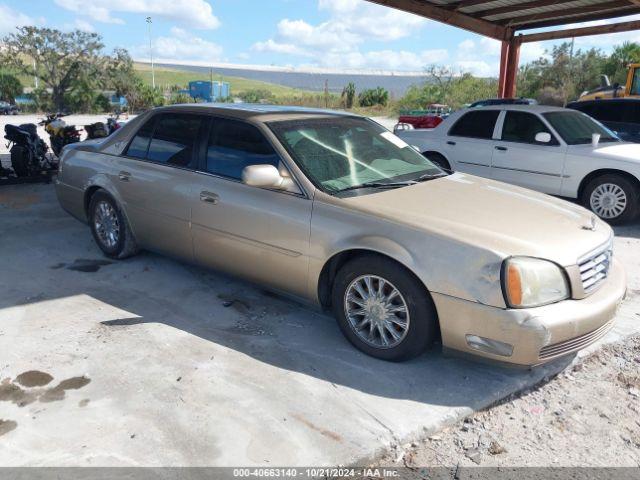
502,257,570,308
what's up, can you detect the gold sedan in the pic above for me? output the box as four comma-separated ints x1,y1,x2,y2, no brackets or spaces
55,105,626,366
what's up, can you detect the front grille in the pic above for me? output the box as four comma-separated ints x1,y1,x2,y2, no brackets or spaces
539,320,614,360
578,240,613,294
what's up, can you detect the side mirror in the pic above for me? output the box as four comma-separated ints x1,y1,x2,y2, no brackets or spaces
242,164,287,189
592,133,601,147
535,132,551,143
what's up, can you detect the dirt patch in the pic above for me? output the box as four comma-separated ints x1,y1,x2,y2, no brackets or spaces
65,259,113,273
0,381,37,407
218,294,252,315
78,398,90,407
15,370,53,388
40,376,91,403
375,336,640,470
0,374,91,405
292,413,342,442
0,419,17,437
0,192,40,209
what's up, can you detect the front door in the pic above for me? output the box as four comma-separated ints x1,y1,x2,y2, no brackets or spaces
491,110,567,195
112,112,204,260
191,117,312,298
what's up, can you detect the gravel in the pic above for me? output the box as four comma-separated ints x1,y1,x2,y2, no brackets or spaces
375,335,640,470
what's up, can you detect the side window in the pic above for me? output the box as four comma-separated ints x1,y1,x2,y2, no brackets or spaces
449,110,500,139
205,118,280,180
146,114,202,167
501,111,558,145
126,117,155,159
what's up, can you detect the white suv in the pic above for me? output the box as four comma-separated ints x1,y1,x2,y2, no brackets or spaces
398,105,640,224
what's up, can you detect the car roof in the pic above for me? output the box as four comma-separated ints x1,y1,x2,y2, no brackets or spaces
468,104,568,113
150,103,355,121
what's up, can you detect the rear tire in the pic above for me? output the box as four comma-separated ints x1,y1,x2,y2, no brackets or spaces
10,146,30,177
423,152,452,172
88,190,138,259
581,174,639,225
331,254,437,362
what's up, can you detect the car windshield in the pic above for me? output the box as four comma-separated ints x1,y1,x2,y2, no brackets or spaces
268,117,442,194
543,111,619,145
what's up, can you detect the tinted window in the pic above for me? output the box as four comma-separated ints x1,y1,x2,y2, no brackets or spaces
543,111,618,145
449,110,500,139
501,111,557,145
146,114,202,167
206,118,280,180
126,117,155,159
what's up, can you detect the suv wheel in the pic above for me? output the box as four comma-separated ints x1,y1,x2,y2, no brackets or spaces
331,255,437,361
88,190,138,259
582,174,639,225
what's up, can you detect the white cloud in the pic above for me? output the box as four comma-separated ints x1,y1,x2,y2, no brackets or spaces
62,18,96,32
133,27,223,63
252,0,432,71
54,0,220,29
0,4,45,36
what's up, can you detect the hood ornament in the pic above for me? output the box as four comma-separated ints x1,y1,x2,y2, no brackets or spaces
581,215,597,231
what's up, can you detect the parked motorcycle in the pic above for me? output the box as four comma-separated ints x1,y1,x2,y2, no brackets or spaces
3,123,53,179
40,113,81,156
85,113,125,140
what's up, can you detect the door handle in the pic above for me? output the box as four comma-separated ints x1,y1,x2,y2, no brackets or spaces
118,171,131,181
200,191,219,204
447,141,456,146
495,146,508,151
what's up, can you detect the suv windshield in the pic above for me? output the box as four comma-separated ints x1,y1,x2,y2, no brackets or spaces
543,111,619,145
268,117,442,194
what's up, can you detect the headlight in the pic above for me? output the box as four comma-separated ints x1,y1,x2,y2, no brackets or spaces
502,257,569,308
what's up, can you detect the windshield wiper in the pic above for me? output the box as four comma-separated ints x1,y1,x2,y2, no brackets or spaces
337,180,416,193
414,172,448,182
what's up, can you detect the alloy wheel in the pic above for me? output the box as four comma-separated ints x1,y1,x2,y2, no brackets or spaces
590,183,627,219
343,275,410,349
94,200,120,249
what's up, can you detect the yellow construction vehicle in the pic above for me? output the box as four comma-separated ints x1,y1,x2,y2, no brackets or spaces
578,64,640,101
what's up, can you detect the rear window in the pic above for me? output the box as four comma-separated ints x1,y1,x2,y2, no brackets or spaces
449,110,500,139
126,118,155,159
125,113,202,168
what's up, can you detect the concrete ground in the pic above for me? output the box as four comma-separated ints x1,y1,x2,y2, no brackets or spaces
0,184,638,467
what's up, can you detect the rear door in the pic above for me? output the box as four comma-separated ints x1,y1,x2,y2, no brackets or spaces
491,110,567,195
113,112,204,260
190,117,312,298
442,109,500,178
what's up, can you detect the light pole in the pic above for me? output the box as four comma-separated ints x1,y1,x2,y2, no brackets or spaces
146,16,156,89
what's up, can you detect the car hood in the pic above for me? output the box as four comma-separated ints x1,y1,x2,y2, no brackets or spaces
341,172,612,267
568,142,640,165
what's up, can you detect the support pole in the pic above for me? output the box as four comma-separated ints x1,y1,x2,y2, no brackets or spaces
497,35,521,98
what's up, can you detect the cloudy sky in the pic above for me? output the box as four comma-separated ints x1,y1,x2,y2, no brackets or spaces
2,0,640,75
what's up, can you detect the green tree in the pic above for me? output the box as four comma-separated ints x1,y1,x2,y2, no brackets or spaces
358,87,389,107
603,41,640,85
0,27,106,111
517,42,607,104
0,73,23,102
238,88,274,103
341,82,356,108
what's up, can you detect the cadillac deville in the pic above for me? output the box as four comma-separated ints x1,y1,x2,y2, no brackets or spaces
54,104,626,366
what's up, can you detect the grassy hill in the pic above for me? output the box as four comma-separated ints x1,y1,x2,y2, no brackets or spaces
134,63,311,98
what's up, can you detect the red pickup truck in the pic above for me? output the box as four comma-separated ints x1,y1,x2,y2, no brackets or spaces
397,104,451,129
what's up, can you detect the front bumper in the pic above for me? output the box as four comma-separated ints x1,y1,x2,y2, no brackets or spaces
433,259,626,366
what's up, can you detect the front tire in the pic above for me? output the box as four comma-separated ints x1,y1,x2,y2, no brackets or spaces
582,174,639,225
331,255,437,362
88,190,138,259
